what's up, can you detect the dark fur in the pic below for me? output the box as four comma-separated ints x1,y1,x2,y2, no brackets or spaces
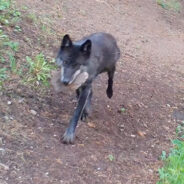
56,32,120,144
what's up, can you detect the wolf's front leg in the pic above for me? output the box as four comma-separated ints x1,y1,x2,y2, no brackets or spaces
62,84,92,144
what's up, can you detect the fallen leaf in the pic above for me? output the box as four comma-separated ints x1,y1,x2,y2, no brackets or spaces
87,122,96,128
78,144,84,147
96,141,101,145
55,158,62,165
137,130,146,137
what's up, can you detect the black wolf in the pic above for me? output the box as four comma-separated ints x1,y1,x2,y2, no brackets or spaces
56,32,120,144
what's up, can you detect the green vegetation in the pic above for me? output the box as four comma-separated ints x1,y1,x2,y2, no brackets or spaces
108,154,115,161
25,12,53,36
157,122,184,184
4,41,19,52
0,30,8,56
0,68,7,88
156,0,182,12
14,25,22,32
0,0,10,12
0,0,21,25
0,0,21,88
26,53,55,86
8,52,17,73
0,0,56,90
121,107,126,113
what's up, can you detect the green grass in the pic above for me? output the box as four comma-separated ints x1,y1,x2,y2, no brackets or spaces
0,68,7,79
157,122,184,184
1,0,56,90
26,53,56,86
0,67,7,88
0,0,21,88
0,29,9,47
8,52,17,73
0,0,10,11
0,67,7,87
3,41,19,52
25,12,54,36
14,25,22,32
0,0,21,26
156,0,182,12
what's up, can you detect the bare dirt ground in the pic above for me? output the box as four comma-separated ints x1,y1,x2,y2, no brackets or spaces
0,0,184,183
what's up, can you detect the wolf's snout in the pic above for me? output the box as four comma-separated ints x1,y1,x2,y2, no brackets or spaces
62,79,70,86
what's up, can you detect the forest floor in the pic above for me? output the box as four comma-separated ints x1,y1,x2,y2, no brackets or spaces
0,0,184,183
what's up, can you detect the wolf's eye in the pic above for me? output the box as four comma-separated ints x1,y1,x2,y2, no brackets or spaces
71,62,78,67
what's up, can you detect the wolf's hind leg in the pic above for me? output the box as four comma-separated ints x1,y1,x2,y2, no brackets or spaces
80,89,92,121
106,66,115,98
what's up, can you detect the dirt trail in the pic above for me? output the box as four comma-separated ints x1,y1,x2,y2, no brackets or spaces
0,0,184,184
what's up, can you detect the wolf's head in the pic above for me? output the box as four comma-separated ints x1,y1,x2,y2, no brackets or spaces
56,34,91,86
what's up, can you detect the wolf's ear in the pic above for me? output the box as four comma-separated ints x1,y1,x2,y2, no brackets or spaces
80,40,91,54
61,34,72,48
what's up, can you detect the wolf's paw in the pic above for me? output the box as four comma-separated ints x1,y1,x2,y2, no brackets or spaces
80,111,88,122
62,130,75,144
106,87,113,99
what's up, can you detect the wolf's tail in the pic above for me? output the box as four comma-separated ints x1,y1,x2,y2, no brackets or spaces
114,46,121,61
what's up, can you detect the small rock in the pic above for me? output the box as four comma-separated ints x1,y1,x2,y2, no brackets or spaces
130,134,136,138
97,167,101,171
0,138,3,145
119,124,125,132
7,101,12,105
0,163,9,170
0,148,6,155
45,172,49,177
9,116,14,120
18,98,24,103
4,116,9,121
30,110,37,115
